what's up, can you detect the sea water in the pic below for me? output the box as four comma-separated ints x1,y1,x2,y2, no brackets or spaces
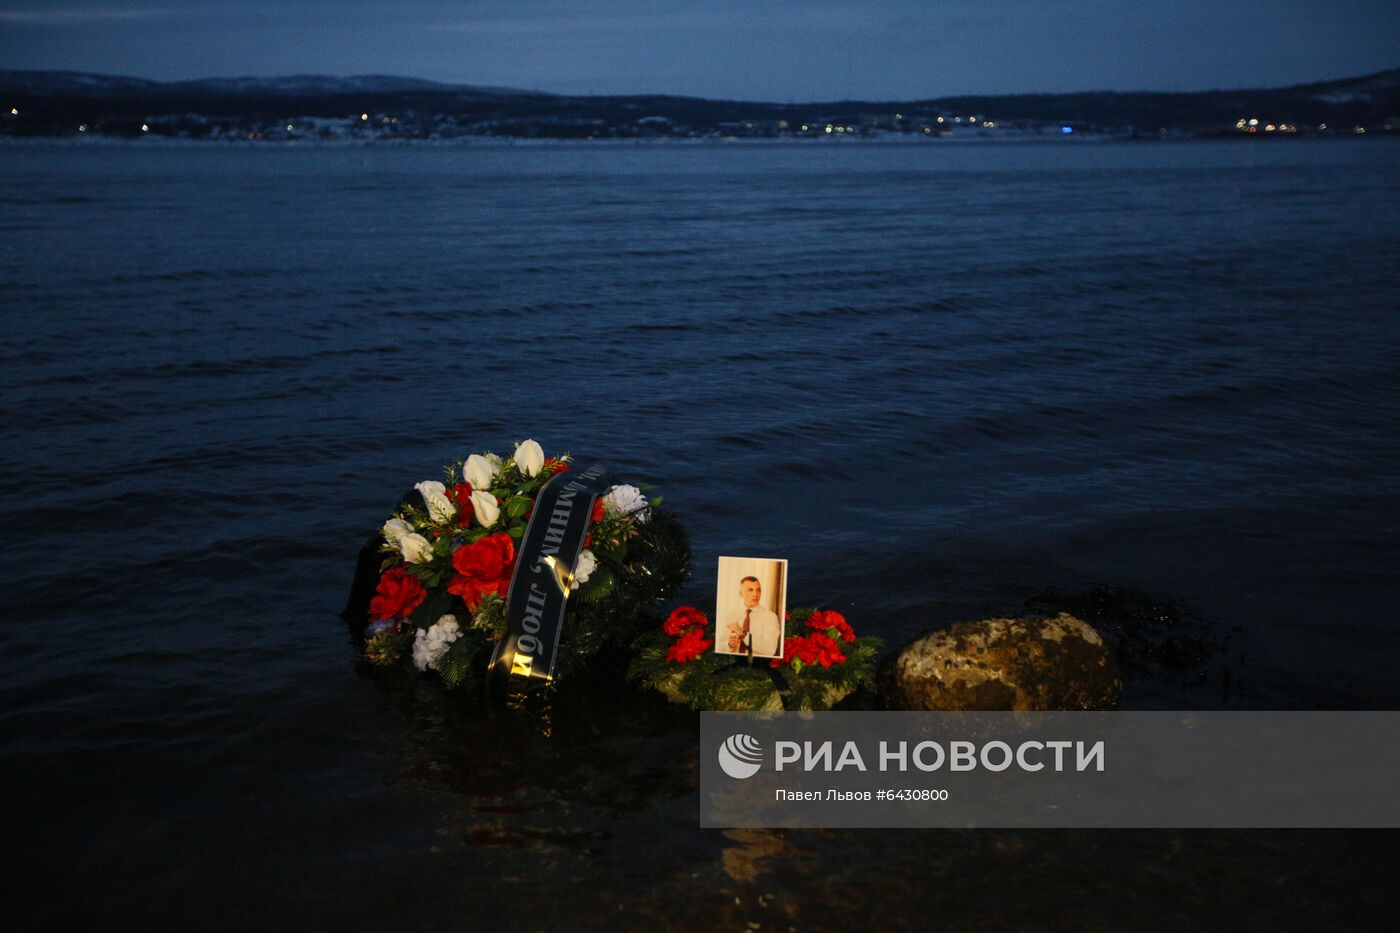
4,138,1398,927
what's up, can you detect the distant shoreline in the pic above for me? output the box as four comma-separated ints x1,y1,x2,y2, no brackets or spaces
8,66,1397,144
2,133,1390,149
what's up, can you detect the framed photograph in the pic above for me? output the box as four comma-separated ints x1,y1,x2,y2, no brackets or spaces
715,556,787,659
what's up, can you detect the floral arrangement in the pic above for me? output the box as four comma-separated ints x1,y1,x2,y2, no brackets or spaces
351,439,691,690
628,605,882,711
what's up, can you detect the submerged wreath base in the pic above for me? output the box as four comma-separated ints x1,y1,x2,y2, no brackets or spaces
348,440,692,692
629,606,882,711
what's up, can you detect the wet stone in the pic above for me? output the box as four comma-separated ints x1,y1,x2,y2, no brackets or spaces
888,613,1122,711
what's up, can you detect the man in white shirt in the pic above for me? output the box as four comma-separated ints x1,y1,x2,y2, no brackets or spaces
723,576,782,658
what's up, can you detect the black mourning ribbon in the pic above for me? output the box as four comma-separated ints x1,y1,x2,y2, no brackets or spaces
487,463,612,695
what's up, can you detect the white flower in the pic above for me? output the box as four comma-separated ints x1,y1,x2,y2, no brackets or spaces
398,532,434,564
601,484,649,523
470,489,500,527
570,549,597,590
412,614,462,672
382,517,413,546
464,453,497,491
415,480,456,523
514,439,545,477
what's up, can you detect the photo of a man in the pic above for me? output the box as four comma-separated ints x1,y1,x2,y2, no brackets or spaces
715,557,786,659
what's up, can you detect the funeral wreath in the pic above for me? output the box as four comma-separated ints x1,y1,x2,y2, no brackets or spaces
346,440,691,691
629,606,882,711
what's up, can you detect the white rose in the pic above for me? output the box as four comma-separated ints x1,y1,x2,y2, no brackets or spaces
601,484,649,523
470,489,500,527
382,517,413,546
412,614,462,671
571,549,597,590
464,453,497,491
514,439,545,477
415,480,456,523
398,532,434,564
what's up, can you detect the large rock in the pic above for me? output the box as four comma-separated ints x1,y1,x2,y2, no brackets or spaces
889,612,1121,711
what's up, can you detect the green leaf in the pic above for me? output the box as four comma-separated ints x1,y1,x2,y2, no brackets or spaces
712,670,782,712
786,677,852,712
507,525,524,539
627,641,670,684
437,635,485,689
592,536,620,558
409,589,456,629
577,568,616,603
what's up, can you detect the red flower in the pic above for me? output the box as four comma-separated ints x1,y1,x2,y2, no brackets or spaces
448,533,516,610
667,627,712,663
808,632,847,666
772,635,806,668
663,605,709,636
448,483,475,528
368,567,426,622
806,609,856,643
543,459,569,475
771,632,846,668
778,636,812,664
591,499,605,524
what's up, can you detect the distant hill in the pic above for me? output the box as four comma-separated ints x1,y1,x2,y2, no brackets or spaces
0,70,537,99
900,68,1400,130
2,67,1396,141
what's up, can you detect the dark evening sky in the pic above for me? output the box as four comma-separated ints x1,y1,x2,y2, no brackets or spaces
1,1,1396,101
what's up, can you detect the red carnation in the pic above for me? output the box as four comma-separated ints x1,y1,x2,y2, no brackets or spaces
772,634,806,668
771,632,846,668
447,533,516,610
808,632,847,666
543,459,569,475
448,483,475,528
663,605,709,636
667,627,712,663
806,609,856,643
591,499,605,524
368,567,426,622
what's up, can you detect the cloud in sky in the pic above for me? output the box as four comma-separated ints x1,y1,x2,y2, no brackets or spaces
0,1,1396,100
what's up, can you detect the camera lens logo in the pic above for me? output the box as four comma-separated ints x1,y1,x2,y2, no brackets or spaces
718,733,764,779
